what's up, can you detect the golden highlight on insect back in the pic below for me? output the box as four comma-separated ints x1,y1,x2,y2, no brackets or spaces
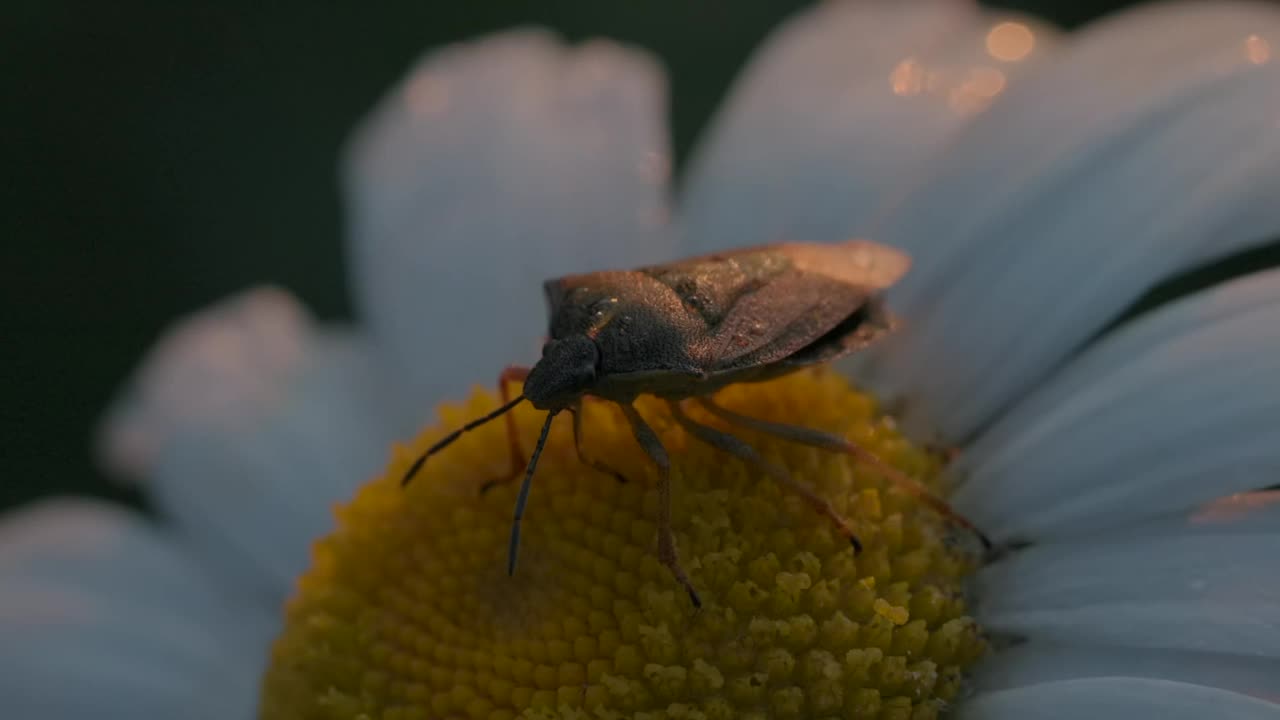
260,371,987,719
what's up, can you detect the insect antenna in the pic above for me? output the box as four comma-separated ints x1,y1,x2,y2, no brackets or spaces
401,395,527,487
508,410,559,576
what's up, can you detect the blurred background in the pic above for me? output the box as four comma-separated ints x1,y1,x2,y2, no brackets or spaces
6,0,1277,514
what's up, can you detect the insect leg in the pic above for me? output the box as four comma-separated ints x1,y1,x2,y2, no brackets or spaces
570,402,629,484
695,396,992,551
668,400,863,555
619,403,701,609
480,365,533,495
507,411,559,576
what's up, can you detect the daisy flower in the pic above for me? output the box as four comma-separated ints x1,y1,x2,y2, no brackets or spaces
5,1,1280,718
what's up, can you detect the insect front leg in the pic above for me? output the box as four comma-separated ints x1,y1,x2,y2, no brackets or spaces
570,401,629,484
480,365,533,495
695,396,992,552
668,399,864,555
618,403,701,609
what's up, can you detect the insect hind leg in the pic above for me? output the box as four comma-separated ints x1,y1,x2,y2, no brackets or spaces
619,403,701,609
479,365,533,495
668,400,864,555
695,396,993,552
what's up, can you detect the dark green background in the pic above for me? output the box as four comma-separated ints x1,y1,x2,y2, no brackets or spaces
5,1,1276,513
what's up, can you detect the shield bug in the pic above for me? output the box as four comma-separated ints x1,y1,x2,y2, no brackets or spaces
402,239,988,607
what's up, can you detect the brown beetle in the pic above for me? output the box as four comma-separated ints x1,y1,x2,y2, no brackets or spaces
402,239,986,607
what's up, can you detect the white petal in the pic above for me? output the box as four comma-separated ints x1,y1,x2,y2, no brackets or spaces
958,678,1280,720
976,642,1280,702
154,331,410,600
0,499,273,720
976,532,1280,657
96,286,311,482
952,269,1280,540
680,0,1057,253
98,288,410,600
345,30,675,409
854,2,1280,441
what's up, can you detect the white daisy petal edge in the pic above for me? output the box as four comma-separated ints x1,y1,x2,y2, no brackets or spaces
953,267,1280,540
975,494,1280,699
96,286,310,483
976,529,1280,657
345,29,677,412
97,287,409,601
855,0,1280,442
957,677,1280,720
0,499,273,720
976,642,1280,702
681,0,1058,253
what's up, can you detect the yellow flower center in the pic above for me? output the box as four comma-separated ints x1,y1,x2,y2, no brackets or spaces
260,370,985,719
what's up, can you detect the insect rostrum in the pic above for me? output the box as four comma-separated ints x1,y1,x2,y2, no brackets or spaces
401,239,986,608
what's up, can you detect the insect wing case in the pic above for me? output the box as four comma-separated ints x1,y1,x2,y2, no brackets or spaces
540,240,909,396
642,241,909,372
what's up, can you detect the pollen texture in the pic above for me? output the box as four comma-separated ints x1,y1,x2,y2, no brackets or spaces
259,371,986,719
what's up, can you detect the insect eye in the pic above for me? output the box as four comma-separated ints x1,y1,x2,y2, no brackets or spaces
590,297,619,318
